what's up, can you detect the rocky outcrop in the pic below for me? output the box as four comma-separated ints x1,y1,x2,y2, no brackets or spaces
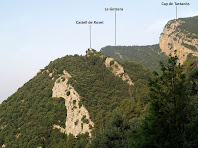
52,70,94,137
86,49,133,85
105,57,134,85
15,133,21,139
114,52,123,59
160,19,198,64
0,124,7,130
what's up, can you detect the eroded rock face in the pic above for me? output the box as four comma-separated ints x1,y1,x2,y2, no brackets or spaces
0,124,7,130
160,20,198,64
105,57,134,85
52,70,94,137
114,52,123,59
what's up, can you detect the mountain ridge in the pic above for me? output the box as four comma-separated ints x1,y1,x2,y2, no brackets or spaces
101,44,168,73
0,50,151,147
160,16,198,64
1,16,198,147
101,16,198,72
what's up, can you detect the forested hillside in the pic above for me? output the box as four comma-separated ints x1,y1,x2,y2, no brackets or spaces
101,44,168,73
91,57,198,148
101,16,198,71
0,50,197,147
178,16,198,39
0,50,151,147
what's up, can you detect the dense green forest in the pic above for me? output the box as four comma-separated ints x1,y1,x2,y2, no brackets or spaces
0,51,151,147
165,16,198,39
179,16,198,39
91,57,198,148
101,16,198,73
0,70,67,147
1,48,197,147
101,44,169,73
0,50,197,147
1,15,198,148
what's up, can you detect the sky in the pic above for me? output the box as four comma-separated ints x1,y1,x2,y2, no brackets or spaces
0,0,198,103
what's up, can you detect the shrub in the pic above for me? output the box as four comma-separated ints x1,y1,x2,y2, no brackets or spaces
110,60,115,66
73,100,76,105
75,120,79,125
66,91,70,96
61,77,65,82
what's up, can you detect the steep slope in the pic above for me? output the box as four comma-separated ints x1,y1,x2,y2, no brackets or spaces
160,16,198,64
0,70,67,147
101,16,198,72
0,50,151,147
101,44,168,73
52,70,94,137
104,57,134,85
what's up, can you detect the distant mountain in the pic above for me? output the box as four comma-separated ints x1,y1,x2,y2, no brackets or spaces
101,44,168,73
160,16,198,64
0,50,151,147
101,16,198,72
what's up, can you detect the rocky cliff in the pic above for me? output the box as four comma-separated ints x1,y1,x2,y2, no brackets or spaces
104,57,133,85
0,50,151,147
52,70,94,137
101,44,168,73
160,17,198,64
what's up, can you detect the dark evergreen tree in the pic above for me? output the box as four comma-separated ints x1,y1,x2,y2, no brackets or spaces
66,134,76,148
183,59,198,147
91,113,131,148
139,55,188,147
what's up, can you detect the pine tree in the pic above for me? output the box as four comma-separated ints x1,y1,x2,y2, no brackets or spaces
139,55,188,147
183,59,198,147
66,134,76,148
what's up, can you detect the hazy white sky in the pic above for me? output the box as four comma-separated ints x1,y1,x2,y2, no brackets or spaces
0,0,198,103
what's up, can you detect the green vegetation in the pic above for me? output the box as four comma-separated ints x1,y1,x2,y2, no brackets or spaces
0,71,66,147
0,15,196,147
165,16,198,39
91,113,134,148
0,51,151,147
73,100,76,105
91,57,198,147
101,44,169,73
187,53,197,60
138,57,198,147
139,56,188,147
81,115,89,124
66,91,70,96
45,53,151,128
182,42,197,51
110,60,115,66
0,47,197,147
74,120,79,126
179,16,198,39
61,77,66,82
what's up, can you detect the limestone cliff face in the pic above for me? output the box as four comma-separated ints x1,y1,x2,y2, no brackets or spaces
86,49,133,85
160,19,198,64
105,57,134,85
52,70,94,137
